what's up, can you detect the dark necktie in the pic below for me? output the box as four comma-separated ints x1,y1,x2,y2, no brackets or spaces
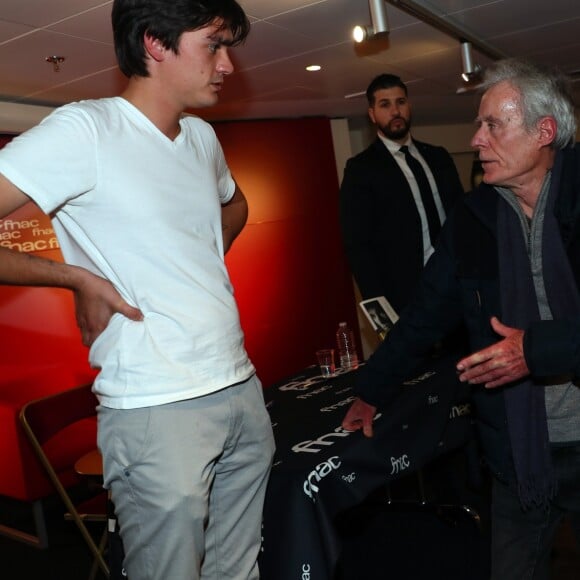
400,145,441,242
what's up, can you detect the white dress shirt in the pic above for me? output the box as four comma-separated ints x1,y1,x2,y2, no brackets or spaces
378,133,446,263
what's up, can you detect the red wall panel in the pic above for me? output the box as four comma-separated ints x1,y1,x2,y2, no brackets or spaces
216,118,358,385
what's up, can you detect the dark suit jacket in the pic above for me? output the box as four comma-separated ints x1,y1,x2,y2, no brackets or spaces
339,137,464,313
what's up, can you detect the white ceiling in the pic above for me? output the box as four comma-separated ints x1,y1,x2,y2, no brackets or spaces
1,0,580,126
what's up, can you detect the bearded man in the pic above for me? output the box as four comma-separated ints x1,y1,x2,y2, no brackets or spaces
339,73,464,313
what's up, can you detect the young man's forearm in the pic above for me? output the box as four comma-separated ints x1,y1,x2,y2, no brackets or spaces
0,246,86,289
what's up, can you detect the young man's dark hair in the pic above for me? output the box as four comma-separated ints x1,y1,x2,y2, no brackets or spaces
365,73,408,105
112,0,251,78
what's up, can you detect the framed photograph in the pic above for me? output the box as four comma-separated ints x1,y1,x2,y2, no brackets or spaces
359,296,399,337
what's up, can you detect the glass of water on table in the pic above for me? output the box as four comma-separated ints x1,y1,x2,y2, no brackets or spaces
315,348,336,378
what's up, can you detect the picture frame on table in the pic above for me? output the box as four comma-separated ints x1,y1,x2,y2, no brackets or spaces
359,296,399,339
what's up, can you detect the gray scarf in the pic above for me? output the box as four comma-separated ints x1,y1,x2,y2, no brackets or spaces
496,164,580,508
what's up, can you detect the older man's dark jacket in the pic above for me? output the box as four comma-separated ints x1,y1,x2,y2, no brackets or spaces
355,144,580,481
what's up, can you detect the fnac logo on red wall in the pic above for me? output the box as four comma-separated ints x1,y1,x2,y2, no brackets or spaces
0,204,60,254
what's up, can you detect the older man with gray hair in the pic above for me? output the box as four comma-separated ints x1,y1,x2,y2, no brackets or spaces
343,58,580,578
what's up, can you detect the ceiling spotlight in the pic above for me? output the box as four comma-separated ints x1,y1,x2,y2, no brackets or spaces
460,41,481,82
353,0,389,43
305,64,321,72
353,25,371,43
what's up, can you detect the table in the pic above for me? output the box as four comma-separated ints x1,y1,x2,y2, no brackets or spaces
258,353,475,580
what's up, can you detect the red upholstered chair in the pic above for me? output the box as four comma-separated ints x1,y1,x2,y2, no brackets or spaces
0,365,98,548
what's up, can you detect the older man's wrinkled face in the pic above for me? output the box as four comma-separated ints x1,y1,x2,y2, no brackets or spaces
471,81,544,190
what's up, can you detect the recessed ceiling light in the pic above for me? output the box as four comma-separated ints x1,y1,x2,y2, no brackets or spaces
306,65,321,72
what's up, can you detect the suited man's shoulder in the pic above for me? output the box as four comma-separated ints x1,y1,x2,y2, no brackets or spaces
345,138,391,168
414,139,461,181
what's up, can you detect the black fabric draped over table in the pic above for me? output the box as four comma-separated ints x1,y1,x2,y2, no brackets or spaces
258,353,476,580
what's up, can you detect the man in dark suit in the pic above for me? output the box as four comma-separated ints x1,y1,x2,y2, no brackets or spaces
339,73,464,314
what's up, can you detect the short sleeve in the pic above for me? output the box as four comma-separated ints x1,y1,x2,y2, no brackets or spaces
0,104,98,214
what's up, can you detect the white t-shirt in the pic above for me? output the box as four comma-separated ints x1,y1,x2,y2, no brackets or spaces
0,97,255,409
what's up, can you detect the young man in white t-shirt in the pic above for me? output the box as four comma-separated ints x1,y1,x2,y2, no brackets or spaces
0,1,275,578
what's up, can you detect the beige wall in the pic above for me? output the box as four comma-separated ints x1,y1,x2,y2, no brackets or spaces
412,123,478,191
0,102,53,134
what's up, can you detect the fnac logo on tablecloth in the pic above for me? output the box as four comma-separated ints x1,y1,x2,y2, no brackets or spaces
292,426,352,454
403,370,436,385
301,564,311,579
450,402,471,418
292,413,382,455
320,395,356,413
303,456,342,500
278,375,335,401
278,367,350,393
390,453,410,475
427,394,439,405
278,375,321,392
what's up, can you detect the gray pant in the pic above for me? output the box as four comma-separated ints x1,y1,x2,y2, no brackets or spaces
97,375,275,580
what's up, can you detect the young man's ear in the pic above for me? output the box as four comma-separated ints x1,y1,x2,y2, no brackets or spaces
144,33,166,63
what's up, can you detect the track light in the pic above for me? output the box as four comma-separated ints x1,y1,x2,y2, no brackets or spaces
460,41,481,82
353,25,372,43
353,0,389,43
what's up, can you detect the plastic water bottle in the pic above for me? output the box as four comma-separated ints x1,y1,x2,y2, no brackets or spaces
336,321,359,370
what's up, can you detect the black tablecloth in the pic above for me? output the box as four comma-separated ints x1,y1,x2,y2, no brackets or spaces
258,354,475,580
